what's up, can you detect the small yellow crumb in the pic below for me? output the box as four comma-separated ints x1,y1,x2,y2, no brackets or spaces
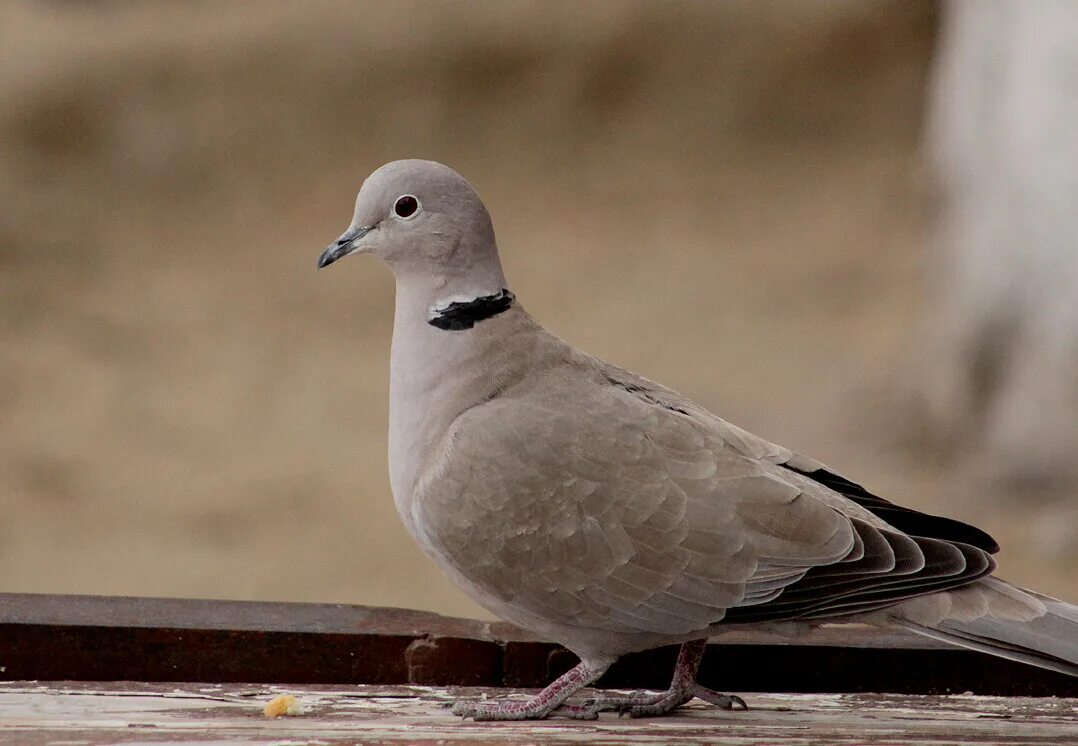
263,694,306,718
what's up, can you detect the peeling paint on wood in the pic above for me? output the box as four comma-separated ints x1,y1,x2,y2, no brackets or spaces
1,682,1075,745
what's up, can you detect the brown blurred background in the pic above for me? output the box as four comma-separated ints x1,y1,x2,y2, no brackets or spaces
2,0,1074,620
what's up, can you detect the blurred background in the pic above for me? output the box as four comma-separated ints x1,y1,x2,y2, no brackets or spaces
2,0,1075,619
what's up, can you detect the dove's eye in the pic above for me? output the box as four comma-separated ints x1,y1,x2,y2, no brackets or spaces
393,195,420,219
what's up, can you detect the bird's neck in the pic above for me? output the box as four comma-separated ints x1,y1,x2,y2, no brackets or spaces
386,275,535,519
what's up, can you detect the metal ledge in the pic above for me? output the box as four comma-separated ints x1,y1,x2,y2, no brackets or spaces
1,593,1074,696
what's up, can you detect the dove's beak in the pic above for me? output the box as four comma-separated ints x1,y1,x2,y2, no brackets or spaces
317,225,374,269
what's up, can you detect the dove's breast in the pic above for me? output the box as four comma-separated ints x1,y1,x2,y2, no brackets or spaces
385,302,560,543
402,369,737,636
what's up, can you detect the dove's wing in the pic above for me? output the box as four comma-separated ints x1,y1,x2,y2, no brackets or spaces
415,357,996,637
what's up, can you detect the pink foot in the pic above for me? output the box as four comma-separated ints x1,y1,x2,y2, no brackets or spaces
451,659,611,721
558,639,746,719
564,683,746,719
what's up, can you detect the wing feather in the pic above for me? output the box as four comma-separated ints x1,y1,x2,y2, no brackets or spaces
418,360,994,637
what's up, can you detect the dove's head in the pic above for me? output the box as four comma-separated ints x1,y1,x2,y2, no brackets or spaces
317,160,505,292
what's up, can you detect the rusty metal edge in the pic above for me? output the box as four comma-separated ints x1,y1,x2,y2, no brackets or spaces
0,592,939,646
0,593,1074,696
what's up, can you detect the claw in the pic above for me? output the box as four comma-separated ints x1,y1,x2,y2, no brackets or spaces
450,701,479,718
690,685,749,711
557,705,600,721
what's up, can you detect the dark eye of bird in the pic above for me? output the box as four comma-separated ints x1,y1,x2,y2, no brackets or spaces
394,195,418,218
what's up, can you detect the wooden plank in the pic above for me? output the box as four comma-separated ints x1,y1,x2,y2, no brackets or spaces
0,682,1074,744
2,593,1075,696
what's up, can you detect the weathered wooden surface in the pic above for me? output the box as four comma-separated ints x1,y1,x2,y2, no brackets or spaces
1,682,1075,745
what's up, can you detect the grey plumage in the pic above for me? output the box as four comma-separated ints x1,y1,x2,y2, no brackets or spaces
318,159,1077,719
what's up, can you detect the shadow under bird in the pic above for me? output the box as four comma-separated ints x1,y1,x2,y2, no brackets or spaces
316,160,1078,720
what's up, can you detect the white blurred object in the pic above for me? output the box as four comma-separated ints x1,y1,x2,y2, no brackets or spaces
924,0,1078,490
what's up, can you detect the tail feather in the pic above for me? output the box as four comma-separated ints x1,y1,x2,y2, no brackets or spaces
887,577,1078,677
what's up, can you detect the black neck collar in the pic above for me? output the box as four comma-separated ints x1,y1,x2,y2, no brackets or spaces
428,289,515,331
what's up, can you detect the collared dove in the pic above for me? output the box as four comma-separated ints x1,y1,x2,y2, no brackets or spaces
317,160,1077,720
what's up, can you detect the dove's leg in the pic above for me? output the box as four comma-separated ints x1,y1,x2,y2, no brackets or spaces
451,658,612,721
562,639,747,719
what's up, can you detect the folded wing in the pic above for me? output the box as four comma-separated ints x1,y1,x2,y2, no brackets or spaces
421,362,996,636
